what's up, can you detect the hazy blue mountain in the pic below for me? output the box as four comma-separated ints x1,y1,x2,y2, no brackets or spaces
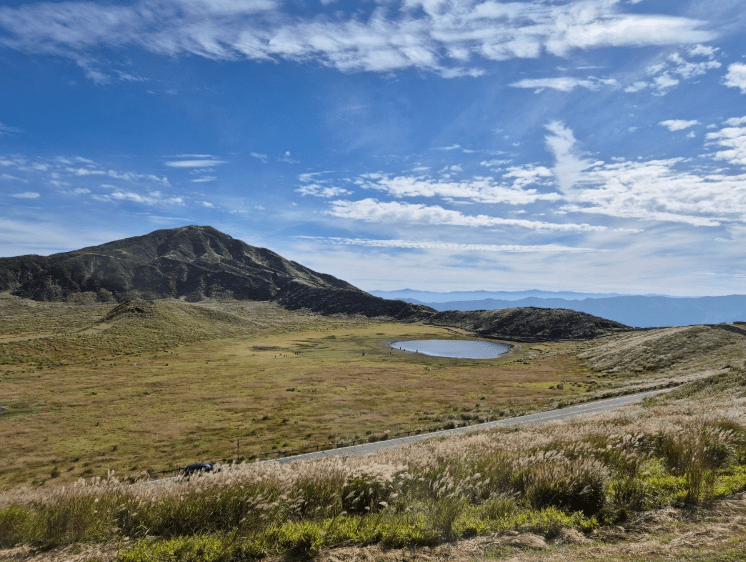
370,289,631,302
394,295,746,328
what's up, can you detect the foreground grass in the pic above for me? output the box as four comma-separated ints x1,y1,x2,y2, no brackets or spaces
2,367,746,560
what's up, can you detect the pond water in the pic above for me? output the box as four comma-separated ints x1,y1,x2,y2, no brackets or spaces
390,339,511,359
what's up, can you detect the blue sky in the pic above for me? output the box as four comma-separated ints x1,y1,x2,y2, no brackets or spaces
2,0,746,295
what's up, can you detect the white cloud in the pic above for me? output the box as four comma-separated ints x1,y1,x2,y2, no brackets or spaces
93,190,185,206
624,49,721,94
68,167,107,176
355,169,559,205
191,176,217,183
0,0,716,80
0,122,22,135
279,151,299,164
305,236,597,253
510,76,617,92
562,158,746,227
296,183,350,197
296,172,350,197
164,159,227,168
480,159,511,168
724,63,746,93
666,52,721,79
9,191,40,199
660,119,700,131
326,198,604,232
688,44,718,57
250,152,268,162
61,187,91,195
706,117,746,166
544,121,593,194
202,201,214,207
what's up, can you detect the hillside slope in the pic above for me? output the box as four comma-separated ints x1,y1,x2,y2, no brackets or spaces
578,324,746,374
426,307,630,342
0,225,432,319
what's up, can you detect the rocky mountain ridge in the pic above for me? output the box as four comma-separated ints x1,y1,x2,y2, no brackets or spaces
0,225,631,340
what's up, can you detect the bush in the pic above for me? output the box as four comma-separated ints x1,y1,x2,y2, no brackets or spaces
342,473,395,515
278,522,324,559
514,456,607,517
0,507,30,548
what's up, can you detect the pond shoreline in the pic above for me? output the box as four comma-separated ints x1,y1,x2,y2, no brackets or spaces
390,339,512,359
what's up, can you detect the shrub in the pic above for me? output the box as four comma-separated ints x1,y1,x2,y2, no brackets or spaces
278,522,324,559
514,454,607,517
342,472,395,515
0,507,30,548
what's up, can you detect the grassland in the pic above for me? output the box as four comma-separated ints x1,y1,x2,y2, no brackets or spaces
3,292,746,561
0,292,620,488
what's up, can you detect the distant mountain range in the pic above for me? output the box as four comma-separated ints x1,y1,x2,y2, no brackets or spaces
370,289,633,302
370,291,746,328
0,225,631,341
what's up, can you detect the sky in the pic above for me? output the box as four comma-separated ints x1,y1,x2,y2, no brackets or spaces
1,0,746,296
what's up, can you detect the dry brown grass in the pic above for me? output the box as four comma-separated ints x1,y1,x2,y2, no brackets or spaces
2,370,746,561
578,326,745,376
0,294,608,488
3,291,745,494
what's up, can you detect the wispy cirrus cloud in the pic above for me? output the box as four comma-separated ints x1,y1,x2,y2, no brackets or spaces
9,191,40,199
561,159,742,227
326,198,605,232
510,76,618,92
540,121,746,228
92,190,184,206
0,0,717,81
302,236,597,253
624,46,721,94
0,122,23,135
164,158,227,168
706,116,746,166
354,170,560,205
296,172,350,198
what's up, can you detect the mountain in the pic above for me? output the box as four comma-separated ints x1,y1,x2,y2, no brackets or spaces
426,307,630,342
0,225,432,319
369,289,630,302
396,295,746,328
0,225,633,340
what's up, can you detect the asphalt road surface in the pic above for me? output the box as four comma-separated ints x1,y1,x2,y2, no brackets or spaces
276,389,670,465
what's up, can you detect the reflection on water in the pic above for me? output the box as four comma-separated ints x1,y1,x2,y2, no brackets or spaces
390,339,510,359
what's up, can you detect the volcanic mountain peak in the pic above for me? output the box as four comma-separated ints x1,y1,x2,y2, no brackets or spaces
0,225,360,302
0,225,632,339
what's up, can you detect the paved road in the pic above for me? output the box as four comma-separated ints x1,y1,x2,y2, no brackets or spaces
276,388,669,464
